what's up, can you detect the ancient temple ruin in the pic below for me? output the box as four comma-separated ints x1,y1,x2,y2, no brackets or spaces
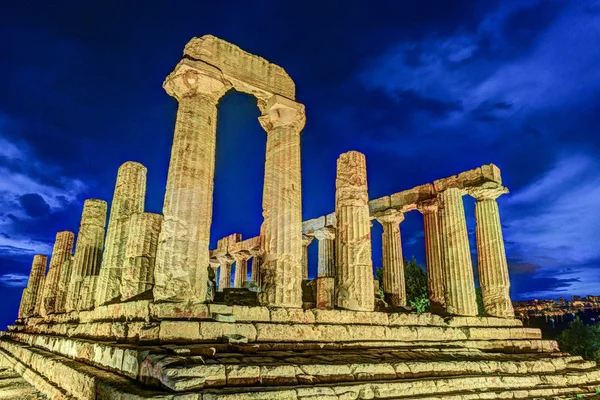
2,35,600,399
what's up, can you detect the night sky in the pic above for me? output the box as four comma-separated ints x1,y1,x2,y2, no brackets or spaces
1,0,599,329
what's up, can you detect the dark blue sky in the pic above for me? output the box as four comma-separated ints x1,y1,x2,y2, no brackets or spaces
1,0,599,328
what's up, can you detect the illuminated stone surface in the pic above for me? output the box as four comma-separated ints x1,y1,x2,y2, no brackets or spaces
335,151,374,311
96,161,147,306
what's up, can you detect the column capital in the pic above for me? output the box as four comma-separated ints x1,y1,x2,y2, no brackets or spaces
258,95,306,134
467,183,509,201
232,251,251,262
313,226,336,241
374,208,405,226
302,233,315,246
163,63,232,103
417,199,439,215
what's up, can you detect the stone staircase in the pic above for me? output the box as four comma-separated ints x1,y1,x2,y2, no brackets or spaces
2,305,600,399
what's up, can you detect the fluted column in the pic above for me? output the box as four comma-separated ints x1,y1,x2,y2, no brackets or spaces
65,199,108,312
471,185,514,318
375,209,406,307
55,256,73,313
40,231,75,316
251,256,262,284
217,259,232,291
233,254,249,288
335,151,374,311
301,234,314,280
154,65,231,303
96,161,147,306
418,199,446,311
120,212,163,302
33,275,46,317
438,188,478,316
314,227,336,277
258,95,305,307
20,255,47,317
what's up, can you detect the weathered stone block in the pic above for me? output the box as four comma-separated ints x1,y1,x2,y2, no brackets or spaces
315,277,335,310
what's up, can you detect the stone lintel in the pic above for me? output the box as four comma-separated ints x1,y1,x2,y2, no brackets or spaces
183,35,296,100
302,216,326,234
368,196,391,215
390,183,436,212
434,163,502,193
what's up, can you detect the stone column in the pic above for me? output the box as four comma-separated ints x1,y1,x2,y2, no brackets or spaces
40,231,75,316
33,275,46,317
301,234,314,280
65,199,108,312
438,188,478,316
96,161,147,306
471,185,514,318
233,254,249,288
375,209,406,307
154,65,231,303
55,256,73,313
79,276,98,311
314,227,336,277
418,199,446,311
251,256,262,284
258,95,305,308
120,212,163,302
335,151,374,311
20,255,47,317
217,259,232,292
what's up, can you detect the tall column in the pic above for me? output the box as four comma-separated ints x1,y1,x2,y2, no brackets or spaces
335,151,374,311
258,95,305,308
120,212,163,302
96,161,147,306
438,188,478,316
55,256,73,313
314,227,336,277
301,234,314,280
375,209,406,307
472,185,514,318
233,254,249,288
217,259,232,291
40,231,75,316
65,199,108,312
251,256,262,284
154,65,231,303
418,200,446,311
20,255,47,317
33,275,46,317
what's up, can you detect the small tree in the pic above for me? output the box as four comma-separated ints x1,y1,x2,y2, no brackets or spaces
557,318,600,362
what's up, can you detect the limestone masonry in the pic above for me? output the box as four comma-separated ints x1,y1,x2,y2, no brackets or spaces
2,35,599,399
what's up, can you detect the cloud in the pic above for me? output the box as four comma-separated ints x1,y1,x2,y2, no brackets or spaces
0,118,87,272
19,193,50,218
0,273,28,288
502,153,600,298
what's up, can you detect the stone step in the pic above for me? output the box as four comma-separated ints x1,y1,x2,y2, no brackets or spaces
3,336,600,399
0,367,48,400
3,330,563,384
6,318,542,345
140,349,595,391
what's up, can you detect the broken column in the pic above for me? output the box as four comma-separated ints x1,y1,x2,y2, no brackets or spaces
218,261,232,291
437,188,478,316
417,199,446,312
258,95,305,308
471,184,514,318
335,151,374,311
314,227,335,277
301,234,314,280
40,231,74,316
65,199,108,312
154,63,231,303
96,161,147,306
19,255,47,318
120,212,163,302
375,209,406,307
